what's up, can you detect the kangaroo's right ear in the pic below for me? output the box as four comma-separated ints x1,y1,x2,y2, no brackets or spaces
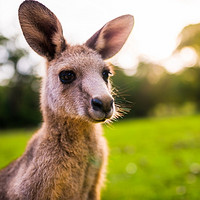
86,15,134,60
18,0,66,61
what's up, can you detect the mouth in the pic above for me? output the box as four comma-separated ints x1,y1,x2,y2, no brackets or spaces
87,107,114,123
93,118,106,123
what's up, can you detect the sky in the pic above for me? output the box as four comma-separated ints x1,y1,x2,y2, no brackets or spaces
0,0,200,75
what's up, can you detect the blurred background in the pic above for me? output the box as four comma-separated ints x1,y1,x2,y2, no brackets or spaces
0,0,200,199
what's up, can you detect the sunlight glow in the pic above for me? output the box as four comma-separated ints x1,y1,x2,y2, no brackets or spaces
0,64,15,85
161,48,198,73
0,0,200,75
114,53,139,69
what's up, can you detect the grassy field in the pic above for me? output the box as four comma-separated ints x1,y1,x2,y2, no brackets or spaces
0,115,200,199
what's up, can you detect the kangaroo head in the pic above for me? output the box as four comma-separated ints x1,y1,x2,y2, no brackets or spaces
18,0,134,122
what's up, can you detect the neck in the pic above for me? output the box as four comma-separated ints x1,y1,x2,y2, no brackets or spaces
42,106,98,143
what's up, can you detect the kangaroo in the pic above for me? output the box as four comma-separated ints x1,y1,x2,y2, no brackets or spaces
0,1,134,199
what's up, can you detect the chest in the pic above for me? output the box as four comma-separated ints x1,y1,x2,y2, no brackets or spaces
47,142,104,199
44,135,106,199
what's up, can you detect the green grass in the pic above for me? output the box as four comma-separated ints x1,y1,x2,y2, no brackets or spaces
0,129,33,168
0,115,200,199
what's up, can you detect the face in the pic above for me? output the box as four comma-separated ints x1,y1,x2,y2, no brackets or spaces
44,45,115,123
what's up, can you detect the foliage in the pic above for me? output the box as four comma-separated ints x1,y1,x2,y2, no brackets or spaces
0,115,200,199
177,23,200,58
112,63,200,118
0,34,41,128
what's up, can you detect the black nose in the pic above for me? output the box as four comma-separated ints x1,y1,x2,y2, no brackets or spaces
91,98,113,113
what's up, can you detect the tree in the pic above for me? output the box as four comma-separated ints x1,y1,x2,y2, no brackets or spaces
0,34,41,129
176,23,200,59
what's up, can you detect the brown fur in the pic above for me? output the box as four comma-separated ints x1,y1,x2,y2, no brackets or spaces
0,1,134,199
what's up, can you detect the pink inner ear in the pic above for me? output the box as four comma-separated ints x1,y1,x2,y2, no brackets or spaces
105,27,131,48
96,15,134,59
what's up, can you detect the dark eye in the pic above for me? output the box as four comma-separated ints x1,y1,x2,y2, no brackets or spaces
102,70,112,82
59,70,76,84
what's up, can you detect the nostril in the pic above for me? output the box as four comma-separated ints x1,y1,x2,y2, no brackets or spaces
106,99,114,113
91,98,103,111
91,98,114,114
104,99,114,113
110,99,114,108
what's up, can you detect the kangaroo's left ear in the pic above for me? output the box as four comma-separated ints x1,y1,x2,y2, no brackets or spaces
86,15,134,60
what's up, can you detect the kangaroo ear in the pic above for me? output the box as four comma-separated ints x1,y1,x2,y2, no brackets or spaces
18,0,66,61
86,15,134,60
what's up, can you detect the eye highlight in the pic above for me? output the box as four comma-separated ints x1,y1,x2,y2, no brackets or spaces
59,70,76,84
102,70,112,82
